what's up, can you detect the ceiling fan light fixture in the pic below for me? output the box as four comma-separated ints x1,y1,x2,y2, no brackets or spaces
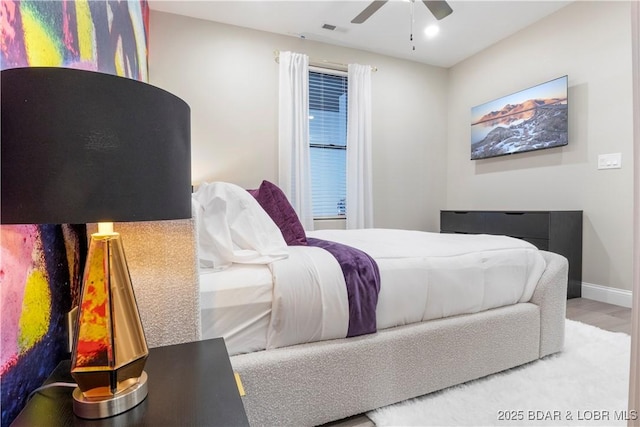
424,24,440,38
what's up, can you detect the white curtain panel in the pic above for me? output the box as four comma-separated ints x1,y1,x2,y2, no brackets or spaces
630,2,640,424
346,63,374,229
278,51,314,230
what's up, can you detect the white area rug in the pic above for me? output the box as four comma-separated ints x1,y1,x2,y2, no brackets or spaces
368,320,631,426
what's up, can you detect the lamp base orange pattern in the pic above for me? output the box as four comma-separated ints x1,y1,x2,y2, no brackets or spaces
70,231,149,418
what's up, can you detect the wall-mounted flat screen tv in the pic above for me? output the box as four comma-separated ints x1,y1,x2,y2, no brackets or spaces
470,75,568,160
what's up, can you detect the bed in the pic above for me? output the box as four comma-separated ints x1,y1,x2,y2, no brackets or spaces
193,181,568,426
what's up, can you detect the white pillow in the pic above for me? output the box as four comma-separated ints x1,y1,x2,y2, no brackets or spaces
192,182,288,271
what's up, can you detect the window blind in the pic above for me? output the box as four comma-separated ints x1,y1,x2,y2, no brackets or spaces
309,70,348,218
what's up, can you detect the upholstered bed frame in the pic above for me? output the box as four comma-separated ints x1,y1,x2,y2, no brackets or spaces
123,196,566,426
230,250,568,426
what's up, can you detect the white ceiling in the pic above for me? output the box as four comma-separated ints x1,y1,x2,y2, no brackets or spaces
149,1,573,68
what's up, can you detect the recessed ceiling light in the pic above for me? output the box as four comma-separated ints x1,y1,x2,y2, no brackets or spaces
424,24,440,38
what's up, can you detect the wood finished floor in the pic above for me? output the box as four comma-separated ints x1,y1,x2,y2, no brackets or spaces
322,298,633,427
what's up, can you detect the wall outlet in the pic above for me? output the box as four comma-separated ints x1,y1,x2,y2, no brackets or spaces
597,153,622,170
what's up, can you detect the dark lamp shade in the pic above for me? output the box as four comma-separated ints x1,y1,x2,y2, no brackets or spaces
1,67,191,224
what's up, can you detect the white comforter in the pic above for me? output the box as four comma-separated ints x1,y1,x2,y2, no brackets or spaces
266,228,546,349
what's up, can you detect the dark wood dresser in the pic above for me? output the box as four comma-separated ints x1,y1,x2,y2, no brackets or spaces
440,210,583,298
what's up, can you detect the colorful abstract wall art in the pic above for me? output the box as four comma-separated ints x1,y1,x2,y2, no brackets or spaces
1,0,149,80
0,225,74,425
0,1,149,425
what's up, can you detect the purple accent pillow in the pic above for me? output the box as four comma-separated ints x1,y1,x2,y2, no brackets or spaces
248,180,308,246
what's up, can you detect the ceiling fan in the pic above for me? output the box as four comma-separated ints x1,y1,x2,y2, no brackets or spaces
351,0,453,24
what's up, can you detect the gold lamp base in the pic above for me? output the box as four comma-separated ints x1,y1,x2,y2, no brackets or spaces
72,371,148,419
71,223,150,419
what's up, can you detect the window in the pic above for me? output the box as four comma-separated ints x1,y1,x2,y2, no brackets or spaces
309,69,348,218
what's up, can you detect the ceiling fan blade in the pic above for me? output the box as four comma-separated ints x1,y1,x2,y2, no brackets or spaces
351,0,388,24
422,0,453,20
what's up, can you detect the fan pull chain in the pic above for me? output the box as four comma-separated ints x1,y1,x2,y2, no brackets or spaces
409,0,415,51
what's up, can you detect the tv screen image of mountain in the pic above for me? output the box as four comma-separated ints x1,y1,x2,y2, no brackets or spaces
470,75,568,160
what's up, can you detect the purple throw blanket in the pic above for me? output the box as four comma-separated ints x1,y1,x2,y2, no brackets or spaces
307,238,381,337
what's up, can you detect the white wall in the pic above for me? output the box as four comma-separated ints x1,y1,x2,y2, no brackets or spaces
446,1,634,292
149,11,448,232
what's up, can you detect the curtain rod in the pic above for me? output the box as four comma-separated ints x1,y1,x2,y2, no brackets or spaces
273,50,378,73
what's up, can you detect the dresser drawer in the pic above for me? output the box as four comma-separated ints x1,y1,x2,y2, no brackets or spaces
440,211,485,233
483,212,550,239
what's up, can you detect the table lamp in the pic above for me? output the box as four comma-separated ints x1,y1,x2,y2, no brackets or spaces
1,67,191,419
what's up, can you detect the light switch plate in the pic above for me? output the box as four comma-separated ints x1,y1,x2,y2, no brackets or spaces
598,153,622,170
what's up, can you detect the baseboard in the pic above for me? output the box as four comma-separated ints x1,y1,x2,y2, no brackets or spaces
581,282,633,308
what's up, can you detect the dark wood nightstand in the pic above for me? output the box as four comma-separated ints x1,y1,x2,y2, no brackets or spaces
11,338,249,427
